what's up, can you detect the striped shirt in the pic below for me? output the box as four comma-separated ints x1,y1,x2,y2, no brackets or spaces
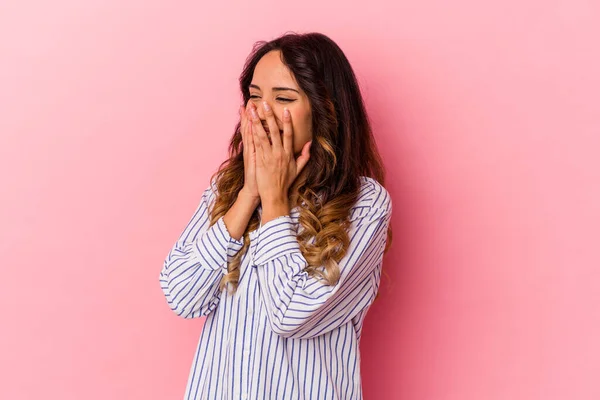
159,175,392,400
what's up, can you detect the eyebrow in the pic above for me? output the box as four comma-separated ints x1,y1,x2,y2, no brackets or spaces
249,84,299,94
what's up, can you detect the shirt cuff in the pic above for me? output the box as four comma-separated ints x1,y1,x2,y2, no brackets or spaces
216,215,245,254
189,216,241,274
253,215,301,265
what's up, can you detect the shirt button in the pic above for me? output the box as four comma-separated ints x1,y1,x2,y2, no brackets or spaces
241,394,248,400
247,307,253,315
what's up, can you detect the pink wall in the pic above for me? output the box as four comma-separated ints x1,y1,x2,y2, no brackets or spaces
1,1,599,399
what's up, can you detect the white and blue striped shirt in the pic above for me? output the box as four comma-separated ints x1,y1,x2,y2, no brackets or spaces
160,176,392,400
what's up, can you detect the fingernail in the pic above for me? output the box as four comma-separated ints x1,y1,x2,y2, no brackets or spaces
262,101,270,111
251,108,258,119
284,108,290,119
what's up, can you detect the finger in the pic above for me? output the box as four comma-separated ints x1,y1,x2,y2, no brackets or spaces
247,114,255,154
242,106,254,160
240,105,246,147
295,140,312,174
243,98,254,130
252,120,264,166
261,101,282,151
250,105,272,157
243,98,252,125
282,107,293,154
245,103,255,150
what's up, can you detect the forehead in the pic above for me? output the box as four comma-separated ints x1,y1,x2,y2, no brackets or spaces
252,50,297,87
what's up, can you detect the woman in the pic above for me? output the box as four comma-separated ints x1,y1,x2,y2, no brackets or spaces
160,31,393,400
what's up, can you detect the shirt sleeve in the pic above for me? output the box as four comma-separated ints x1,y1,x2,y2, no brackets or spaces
251,184,392,339
159,177,244,319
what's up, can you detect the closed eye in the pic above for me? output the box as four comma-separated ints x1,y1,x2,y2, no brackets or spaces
249,95,294,102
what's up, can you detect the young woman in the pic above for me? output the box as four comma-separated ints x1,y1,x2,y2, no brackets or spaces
160,31,393,400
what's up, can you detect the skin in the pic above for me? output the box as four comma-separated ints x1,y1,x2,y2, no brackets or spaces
236,49,314,226
248,49,313,155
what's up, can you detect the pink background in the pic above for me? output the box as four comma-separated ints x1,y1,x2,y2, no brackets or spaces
1,1,599,399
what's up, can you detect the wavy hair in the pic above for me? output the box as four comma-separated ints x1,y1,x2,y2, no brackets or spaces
209,32,393,296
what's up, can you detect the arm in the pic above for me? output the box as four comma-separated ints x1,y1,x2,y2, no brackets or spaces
251,184,392,339
159,177,259,318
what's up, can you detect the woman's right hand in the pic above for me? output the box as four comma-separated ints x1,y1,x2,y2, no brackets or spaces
239,100,260,202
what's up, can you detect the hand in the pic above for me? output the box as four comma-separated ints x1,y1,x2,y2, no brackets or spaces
239,100,260,202
250,100,312,206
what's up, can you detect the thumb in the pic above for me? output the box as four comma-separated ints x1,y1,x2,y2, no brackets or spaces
295,140,312,174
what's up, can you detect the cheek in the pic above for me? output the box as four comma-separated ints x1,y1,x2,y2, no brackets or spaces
289,108,312,152
291,125,310,154
293,115,311,137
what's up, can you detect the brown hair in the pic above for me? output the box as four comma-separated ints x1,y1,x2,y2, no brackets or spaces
209,32,393,295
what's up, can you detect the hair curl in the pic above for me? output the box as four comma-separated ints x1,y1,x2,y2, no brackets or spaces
209,32,393,297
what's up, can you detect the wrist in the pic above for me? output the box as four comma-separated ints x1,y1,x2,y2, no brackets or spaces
260,198,290,225
261,196,289,209
237,188,261,207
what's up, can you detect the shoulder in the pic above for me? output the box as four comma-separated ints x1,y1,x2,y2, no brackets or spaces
208,175,219,194
356,176,392,209
200,175,219,206
350,176,392,220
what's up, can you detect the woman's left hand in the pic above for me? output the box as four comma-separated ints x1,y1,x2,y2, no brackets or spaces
249,101,312,207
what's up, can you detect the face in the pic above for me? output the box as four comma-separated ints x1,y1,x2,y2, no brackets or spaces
248,50,313,155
